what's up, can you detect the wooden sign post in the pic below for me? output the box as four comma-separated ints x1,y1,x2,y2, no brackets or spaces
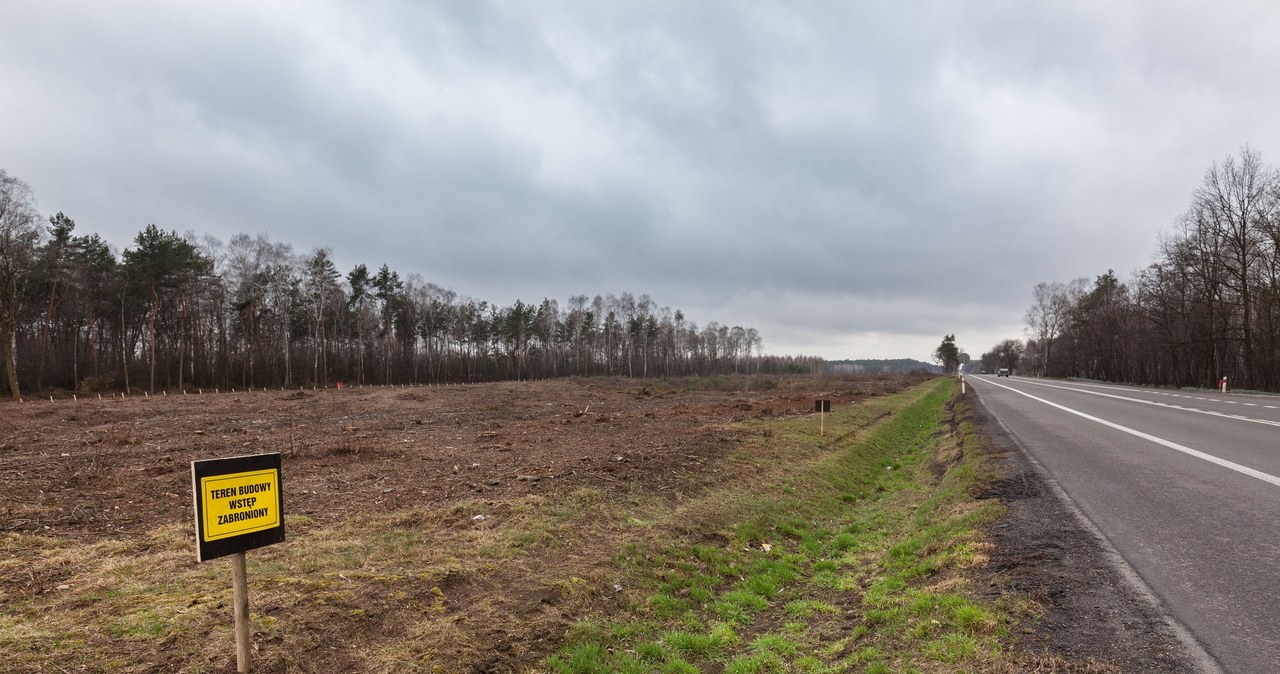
192,453,285,673
814,399,831,436
232,552,250,668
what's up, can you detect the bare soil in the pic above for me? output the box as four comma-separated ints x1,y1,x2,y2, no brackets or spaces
0,376,916,544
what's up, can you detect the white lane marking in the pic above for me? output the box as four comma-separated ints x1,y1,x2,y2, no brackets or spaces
976,378,1280,488
1025,378,1280,408
1003,379,1280,429
1244,403,1258,407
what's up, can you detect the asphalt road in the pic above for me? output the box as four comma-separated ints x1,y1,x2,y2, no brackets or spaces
967,374,1280,674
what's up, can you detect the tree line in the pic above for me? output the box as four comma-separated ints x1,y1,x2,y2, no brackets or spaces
1016,146,1280,391
976,339,1023,375
0,170,822,400
827,358,942,375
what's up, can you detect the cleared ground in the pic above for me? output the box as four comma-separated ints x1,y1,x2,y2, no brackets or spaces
5,376,905,543
2,375,923,671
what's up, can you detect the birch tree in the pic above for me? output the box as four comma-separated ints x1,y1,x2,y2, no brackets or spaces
0,170,41,399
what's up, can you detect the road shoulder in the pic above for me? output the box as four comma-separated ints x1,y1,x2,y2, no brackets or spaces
970,388,1221,673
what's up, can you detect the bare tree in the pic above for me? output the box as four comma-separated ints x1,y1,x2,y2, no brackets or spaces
0,170,42,399
1192,146,1274,387
992,339,1025,372
1025,281,1069,375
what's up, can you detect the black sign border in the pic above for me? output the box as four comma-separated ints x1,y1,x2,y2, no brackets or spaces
192,452,285,562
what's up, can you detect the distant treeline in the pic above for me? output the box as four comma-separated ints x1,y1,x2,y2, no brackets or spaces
0,170,824,399
1022,146,1280,391
827,359,941,375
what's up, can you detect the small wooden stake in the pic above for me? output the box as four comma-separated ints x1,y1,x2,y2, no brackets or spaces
814,400,831,436
232,552,251,672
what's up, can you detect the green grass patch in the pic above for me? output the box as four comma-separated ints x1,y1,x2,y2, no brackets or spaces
546,378,1018,671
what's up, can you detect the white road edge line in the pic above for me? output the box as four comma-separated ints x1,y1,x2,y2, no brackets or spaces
975,377,1280,489
1001,379,1280,429
1036,378,1274,404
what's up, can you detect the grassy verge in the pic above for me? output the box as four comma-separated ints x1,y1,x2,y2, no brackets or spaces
1,377,1023,672
547,378,1010,673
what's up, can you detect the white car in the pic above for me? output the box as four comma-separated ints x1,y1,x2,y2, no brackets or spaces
997,368,1010,377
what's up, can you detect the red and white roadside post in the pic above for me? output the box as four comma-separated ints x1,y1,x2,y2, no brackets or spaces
1220,376,1228,393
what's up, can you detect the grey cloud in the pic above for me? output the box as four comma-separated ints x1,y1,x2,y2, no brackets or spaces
5,1,1280,360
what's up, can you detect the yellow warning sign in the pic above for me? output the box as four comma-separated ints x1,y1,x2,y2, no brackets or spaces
199,469,281,542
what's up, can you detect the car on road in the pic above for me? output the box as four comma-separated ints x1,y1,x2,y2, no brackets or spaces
997,368,1010,377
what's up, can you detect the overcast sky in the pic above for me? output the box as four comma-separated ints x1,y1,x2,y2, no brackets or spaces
5,1,1280,362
